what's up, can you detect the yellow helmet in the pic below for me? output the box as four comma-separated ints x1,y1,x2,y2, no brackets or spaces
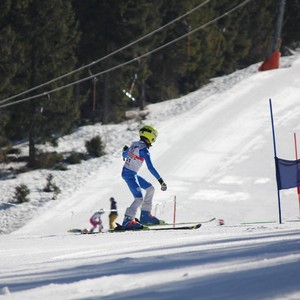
139,125,158,144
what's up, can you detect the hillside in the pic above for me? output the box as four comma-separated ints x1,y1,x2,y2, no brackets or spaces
1,52,300,299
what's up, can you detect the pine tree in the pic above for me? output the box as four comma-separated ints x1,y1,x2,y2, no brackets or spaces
237,0,276,67
4,0,80,167
0,0,25,146
282,0,300,50
73,0,162,123
147,0,218,101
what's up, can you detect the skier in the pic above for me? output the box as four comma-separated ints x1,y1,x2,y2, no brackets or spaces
89,209,104,233
109,197,118,230
121,125,167,229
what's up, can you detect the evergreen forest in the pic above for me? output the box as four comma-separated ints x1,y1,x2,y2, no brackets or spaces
0,0,300,168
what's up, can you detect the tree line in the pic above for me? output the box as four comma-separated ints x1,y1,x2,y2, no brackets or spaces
0,0,299,167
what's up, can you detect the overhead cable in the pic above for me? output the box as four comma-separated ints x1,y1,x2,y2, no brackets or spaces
0,0,251,109
0,0,211,106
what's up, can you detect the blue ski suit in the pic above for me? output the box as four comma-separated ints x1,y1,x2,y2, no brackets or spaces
122,140,161,217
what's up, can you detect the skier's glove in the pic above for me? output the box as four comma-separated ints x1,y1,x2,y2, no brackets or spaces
158,178,167,191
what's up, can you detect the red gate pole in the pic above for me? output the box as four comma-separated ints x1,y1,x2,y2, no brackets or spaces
173,195,177,228
294,133,300,217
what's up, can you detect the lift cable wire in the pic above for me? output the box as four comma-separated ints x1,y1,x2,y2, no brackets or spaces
0,0,212,106
0,0,251,109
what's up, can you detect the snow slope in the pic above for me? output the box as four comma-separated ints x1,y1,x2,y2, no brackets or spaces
1,53,300,299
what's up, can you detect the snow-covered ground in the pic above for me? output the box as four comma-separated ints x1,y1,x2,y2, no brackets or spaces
1,53,300,299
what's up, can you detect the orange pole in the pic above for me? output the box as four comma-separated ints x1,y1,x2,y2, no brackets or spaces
294,133,300,217
173,195,176,228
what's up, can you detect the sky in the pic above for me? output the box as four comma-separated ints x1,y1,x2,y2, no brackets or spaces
1,52,300,299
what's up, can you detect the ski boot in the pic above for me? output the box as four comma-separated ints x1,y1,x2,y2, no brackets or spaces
122,215,143,230
140,210,160,225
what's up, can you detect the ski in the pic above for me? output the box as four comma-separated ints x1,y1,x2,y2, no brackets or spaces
68,223,202,234
68,229,84,233
68,228,101,234
146,217,216,228
111,223,201,232
148,223,201,231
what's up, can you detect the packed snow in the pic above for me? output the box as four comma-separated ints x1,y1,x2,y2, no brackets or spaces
1,52,300,299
